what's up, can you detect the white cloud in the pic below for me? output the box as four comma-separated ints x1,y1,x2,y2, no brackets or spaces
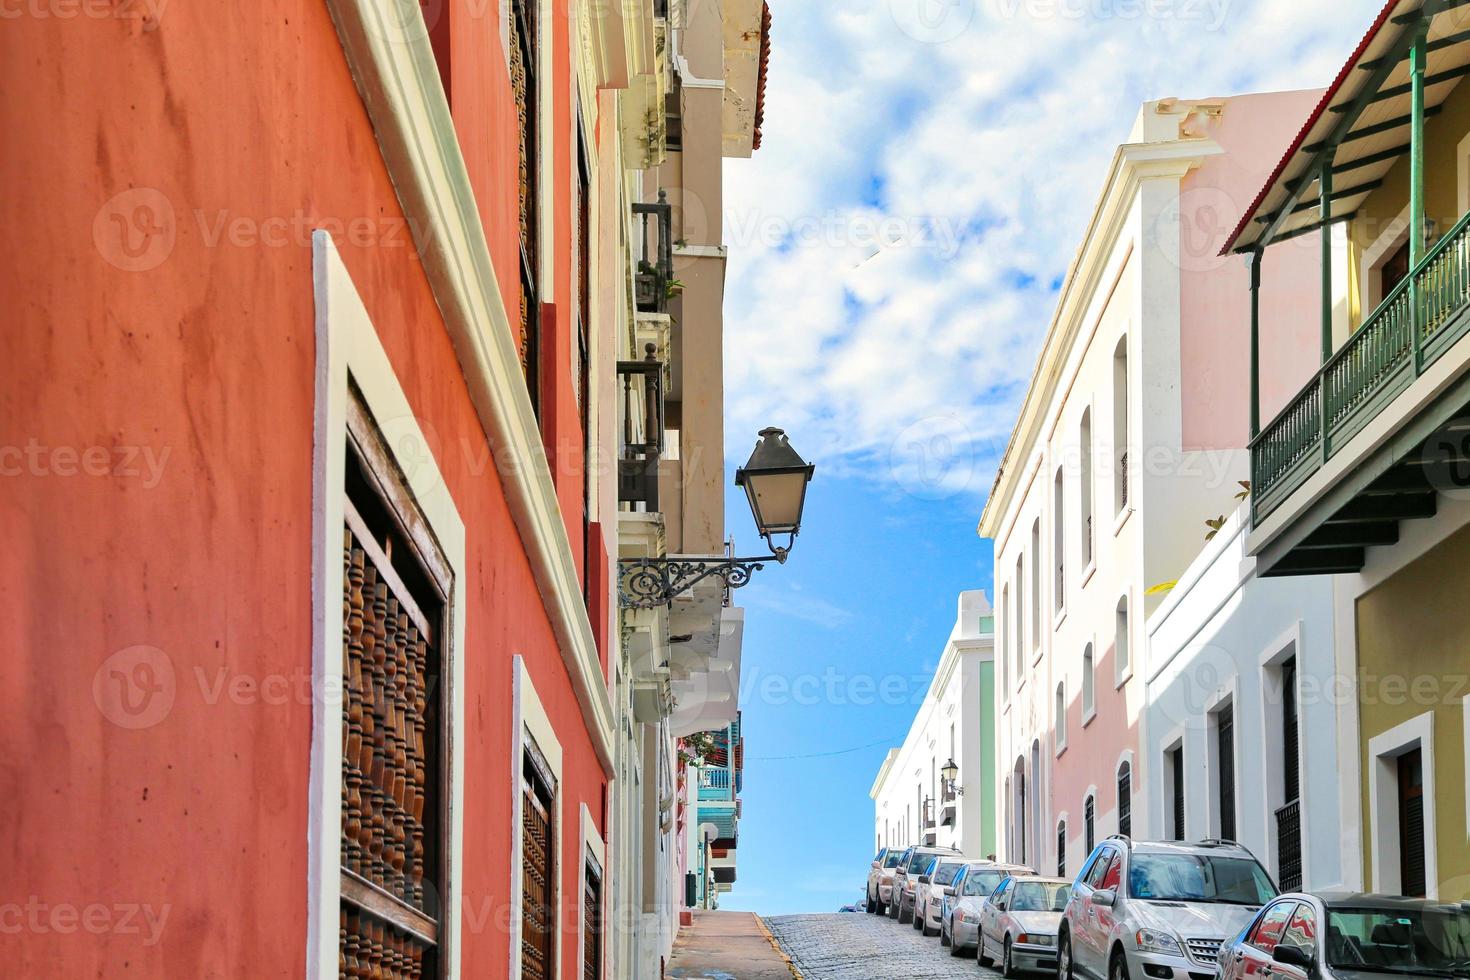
722,0,1371,498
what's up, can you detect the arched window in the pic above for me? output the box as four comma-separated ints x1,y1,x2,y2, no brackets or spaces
1115,596,1130,681
1082,642,1095,718
1015,554,1025,681
1117,762,1132,838
1000,583,1010,693
1053,468,1066,612
1055,682,1067,751
1080,407,1093,566
1030,519,1041,651
1113,335,1129,513
1057,820,1067,877
1084,794,1096,853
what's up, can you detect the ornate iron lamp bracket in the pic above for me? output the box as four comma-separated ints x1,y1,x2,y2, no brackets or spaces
617,555,782,609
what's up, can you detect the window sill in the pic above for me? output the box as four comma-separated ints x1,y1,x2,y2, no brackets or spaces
1114,667,1133,692
1113,506,1134,537
1055,741,1068,760
1080,561,1097,590
1053,609,1067,632
1032,645,1044,667
1082,706,1097,728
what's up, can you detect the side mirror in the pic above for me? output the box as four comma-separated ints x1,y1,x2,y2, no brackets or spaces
944,886,957,897
918,875,932,885
1273,945,1315,971
871,860,881,869
1091,890,1116,907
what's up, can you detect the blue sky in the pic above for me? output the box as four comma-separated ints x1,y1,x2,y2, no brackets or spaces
715,0,1381,915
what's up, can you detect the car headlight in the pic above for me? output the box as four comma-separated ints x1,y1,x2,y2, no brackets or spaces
961,911,980,924
1135,929,1184,955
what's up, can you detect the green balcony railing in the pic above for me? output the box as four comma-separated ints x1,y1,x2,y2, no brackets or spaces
1252,209,1470,524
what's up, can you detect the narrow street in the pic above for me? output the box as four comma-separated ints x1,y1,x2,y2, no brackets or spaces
765,912,1004,980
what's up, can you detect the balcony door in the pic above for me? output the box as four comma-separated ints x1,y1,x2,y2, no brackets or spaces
1397,749,1426,897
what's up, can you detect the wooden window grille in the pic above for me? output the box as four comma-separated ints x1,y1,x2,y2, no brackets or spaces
1056,822,1066,877
1084,796,1095,854
1171,747,1185,841
583,854,603,980
521,740,557,980
511,0,541,414
340,392,453,979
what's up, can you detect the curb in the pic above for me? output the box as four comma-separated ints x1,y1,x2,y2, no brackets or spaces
755,916,803,979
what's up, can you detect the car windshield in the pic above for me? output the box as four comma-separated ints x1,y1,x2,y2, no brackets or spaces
883,852,903,869
963,869,1006,897
933,862,965,886
1127,853,1275,905
1011,882,1071,912
1326,905,1470,975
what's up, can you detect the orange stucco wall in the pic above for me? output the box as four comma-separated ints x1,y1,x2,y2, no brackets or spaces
0,4,607,976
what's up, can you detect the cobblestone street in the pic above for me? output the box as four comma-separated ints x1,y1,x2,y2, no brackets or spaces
765,911,1005,980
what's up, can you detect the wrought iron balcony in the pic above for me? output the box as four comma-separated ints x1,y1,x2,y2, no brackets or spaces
1253,210,1470,526
633,191,674,314
617,344,664,512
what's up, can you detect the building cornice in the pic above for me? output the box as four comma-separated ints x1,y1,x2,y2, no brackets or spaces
977,136,1221,549
325,0,616,774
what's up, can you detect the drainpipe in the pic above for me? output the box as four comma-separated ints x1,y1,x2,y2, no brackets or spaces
1410,21,1429,372
1249,249,1262,440
1320,160,1334,365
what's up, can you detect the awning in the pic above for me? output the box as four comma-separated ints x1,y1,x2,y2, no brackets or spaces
1222,0,1470,254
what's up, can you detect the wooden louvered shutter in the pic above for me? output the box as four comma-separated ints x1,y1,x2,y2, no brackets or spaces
583,857,602,980
1398,749,1426,897
340,399,452,979
1171,749,1185,841
1218,705,1236,841
521,746,556,980
1117,764,1131,839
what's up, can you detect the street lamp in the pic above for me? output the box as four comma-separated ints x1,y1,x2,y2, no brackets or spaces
618,428,815,609
735,427,816,562
941,758,963,797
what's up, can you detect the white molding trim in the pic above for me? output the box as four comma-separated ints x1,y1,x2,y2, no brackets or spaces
1457,129,1470,218
309,232,468,980
511,655,566,979
1366,711,1438,898
1463,695,1470,843
579,802,607,980
324,0,614,772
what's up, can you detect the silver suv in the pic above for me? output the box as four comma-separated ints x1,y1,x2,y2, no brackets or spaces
1058,838,1278,980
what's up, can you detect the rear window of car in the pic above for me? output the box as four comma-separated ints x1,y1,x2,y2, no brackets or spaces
963,869,1005,896
933,862,965,886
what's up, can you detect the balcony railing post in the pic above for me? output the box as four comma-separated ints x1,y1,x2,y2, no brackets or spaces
1320,158,1334,366
1411,21,1428,375
1249,249,1261,440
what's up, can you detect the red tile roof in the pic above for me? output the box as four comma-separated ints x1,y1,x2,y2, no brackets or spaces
753,2,771,151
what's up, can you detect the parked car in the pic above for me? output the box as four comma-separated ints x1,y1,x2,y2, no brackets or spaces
1218,892,1470,980
916,857,972,937
943,861,1036,955
978,876,1072,976
1058,838,1278,980
889,844,960,923
866,846,903,914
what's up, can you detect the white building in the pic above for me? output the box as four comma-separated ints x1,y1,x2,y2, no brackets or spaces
871,591,998,857
976,93,1325,879
1143,505,1349,891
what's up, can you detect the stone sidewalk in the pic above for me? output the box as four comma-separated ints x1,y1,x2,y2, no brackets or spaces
665,910,798,979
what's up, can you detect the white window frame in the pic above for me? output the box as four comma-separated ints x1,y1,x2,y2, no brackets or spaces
309,232,468,979
1257,623,1309,889
579,802,607,980
1367,711,1438,898
512,654,566,978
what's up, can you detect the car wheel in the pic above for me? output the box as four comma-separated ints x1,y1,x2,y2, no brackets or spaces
924,918,937,938
1002,938,1017,979
1110,949,1131,980
867,893,877,914
899,903,912,925
941,922,951,947
950,934,965,957
979,935,994,968
1057,932,1073,980
912,908,923,930
888,898,898,919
